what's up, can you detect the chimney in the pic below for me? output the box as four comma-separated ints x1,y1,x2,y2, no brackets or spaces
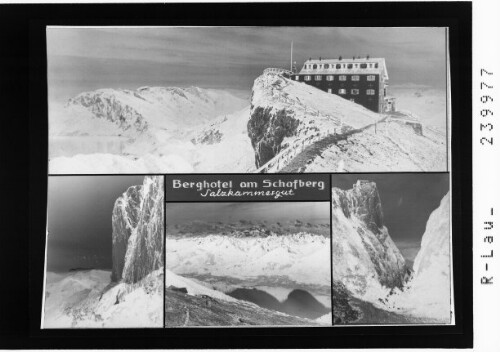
339,55,342,61
367,54,370,59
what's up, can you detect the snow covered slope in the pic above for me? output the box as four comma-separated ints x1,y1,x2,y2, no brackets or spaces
187,106,255,172
331,180,407,302
65,86,247,131
249,72,447,172
382,192,452,322
391,85,447,130
112,176,164,284
249,72,381,168
302,119,446,172
49,86,252,173
166,233,330,287
43,269,163,328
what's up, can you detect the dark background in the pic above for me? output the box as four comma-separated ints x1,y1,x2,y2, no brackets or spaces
0,1,471,349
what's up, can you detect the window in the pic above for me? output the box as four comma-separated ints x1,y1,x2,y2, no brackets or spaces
367,75,376,81
351,89,359,95
295,76,299,81
336,64,342,69
313,64,318,69
315,75,322,81
347,64,353,69
324,64,330,69
338,89,346,95
360,63,367,69
374,63,379,68
339,75,347,81
304,75,311,81
366,89,375,95
352,75,360,81
326,75,334,81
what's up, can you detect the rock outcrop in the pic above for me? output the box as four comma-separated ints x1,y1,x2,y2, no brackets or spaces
68,90,148,132
111,176,164,284
331,181,407,300
247,106,300,168
248,72,381,170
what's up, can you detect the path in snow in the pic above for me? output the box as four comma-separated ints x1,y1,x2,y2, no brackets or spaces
279,116,389,173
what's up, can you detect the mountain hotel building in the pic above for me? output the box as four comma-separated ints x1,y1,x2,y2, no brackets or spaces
293,57,395,113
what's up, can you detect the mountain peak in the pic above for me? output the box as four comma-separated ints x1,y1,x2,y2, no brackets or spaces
112,176,164,284
332,180,384,234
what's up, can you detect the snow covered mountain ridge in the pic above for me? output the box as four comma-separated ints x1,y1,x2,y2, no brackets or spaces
66,86,248,132
248,72,447,172
49,86,254,173
112,176,164,284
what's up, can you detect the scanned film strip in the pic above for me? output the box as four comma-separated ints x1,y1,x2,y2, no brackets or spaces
41,26,454,330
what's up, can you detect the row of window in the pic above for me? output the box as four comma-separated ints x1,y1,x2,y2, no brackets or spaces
304,62,379,70
334,89,376,95
301,75,376,82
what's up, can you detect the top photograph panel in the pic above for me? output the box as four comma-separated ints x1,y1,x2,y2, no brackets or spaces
47,27,448,174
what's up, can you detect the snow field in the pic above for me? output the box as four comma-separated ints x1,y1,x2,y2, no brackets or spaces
42,269,163,328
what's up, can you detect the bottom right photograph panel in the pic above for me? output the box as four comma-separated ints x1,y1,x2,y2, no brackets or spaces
331,173,452,325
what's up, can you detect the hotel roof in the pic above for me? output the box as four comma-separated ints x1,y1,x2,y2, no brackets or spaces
297,57,388,80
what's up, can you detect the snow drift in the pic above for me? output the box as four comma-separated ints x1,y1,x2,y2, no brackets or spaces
43,269,163,328
382,192,452,322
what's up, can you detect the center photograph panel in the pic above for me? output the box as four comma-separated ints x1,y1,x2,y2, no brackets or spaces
164,202,332,327
162,172,333,327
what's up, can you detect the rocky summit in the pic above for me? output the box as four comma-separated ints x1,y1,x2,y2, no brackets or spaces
333,180,384,234
111,176,164,284
331,181,407,298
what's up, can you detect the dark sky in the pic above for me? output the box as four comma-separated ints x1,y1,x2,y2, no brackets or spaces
166,202,330,225
46,175,144,272
48,27,446,104
331,173,449,261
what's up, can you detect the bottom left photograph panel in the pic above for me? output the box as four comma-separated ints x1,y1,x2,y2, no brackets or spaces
42,175,164,328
